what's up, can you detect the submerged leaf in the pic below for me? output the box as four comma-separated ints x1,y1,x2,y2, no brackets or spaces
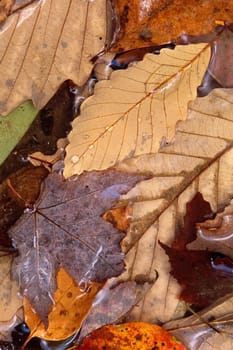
65,42,210,177
9,167,145,323
76,322,187,350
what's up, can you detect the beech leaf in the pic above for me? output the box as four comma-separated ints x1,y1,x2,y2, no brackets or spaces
0,0,107,115
114,88,233,323
64,42,210,177
8,167,145,324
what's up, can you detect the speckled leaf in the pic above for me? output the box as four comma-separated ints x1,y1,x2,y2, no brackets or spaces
0,0,107,115
9,166,145,324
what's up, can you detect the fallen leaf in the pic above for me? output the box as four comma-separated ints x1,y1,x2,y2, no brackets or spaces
24,268,102,342
103,206,132,232
79,279,151,340
164,294,233,350
111,0,233,52
0,0,107,115
159,193,233,309
0,254,22,322
114,88,233,324
188,199,233,258
65,41,211,177
76,322,187,350
0,79,77,183
0,165,49,249
161,243,233,308
0,0,14,24
0,100,38,167
198,25,233,96
8,166,146,324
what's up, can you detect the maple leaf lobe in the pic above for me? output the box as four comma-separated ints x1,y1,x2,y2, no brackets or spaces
9,168,145,323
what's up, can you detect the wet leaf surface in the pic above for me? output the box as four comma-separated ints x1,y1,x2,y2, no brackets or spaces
76,322,187,350
0,79,77,184
0,165,48,249
9,166,145,324
111,0,233,52
24,268,103,342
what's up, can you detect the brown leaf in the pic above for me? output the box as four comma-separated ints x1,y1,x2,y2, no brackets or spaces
65,40,211,177
0,254,22,322
24,268,103,342
0,165,48,249
9,166,146,324
114,88,233,324
188,199,233,258
111,0,233,52
0,0,107,115
198,25,233,96
79,279,151,340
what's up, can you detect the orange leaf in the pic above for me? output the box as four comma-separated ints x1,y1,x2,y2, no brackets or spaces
103,206,133,233
76,322,187,350
24,268,103,343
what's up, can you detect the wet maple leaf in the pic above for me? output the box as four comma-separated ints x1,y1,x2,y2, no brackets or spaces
76,322,187,350
161,193,233,308
8,166,145,324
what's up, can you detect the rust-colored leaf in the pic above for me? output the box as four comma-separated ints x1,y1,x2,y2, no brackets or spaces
24,268,103,342
103,206,133,233
111,0,233,52
76,322,187,349
0,0,14,24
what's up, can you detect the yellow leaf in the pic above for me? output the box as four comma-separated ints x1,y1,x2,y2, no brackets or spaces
0,0,107,115
24,268,102,342
114,88,233,324
64,43,210,177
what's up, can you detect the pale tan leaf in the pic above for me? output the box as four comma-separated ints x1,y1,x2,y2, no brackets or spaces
164,294,233,350
0,255,22,322
114,89,233,324
0,0,106,115
64,43,210,177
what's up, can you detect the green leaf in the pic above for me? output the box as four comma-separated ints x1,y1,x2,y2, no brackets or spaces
0,101,37,166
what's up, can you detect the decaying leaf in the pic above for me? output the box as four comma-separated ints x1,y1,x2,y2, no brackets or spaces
9,166,145,324
164,294,233,350
0,0,107,115
24,268,102,342
79,279,151,340
114,88,233,324
0,165,49,249
160,193,233,308
111,0,233,52
198,25,233,96
0,254,22,322
76,322,187,350
65,41,211,177
188,199,233,257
